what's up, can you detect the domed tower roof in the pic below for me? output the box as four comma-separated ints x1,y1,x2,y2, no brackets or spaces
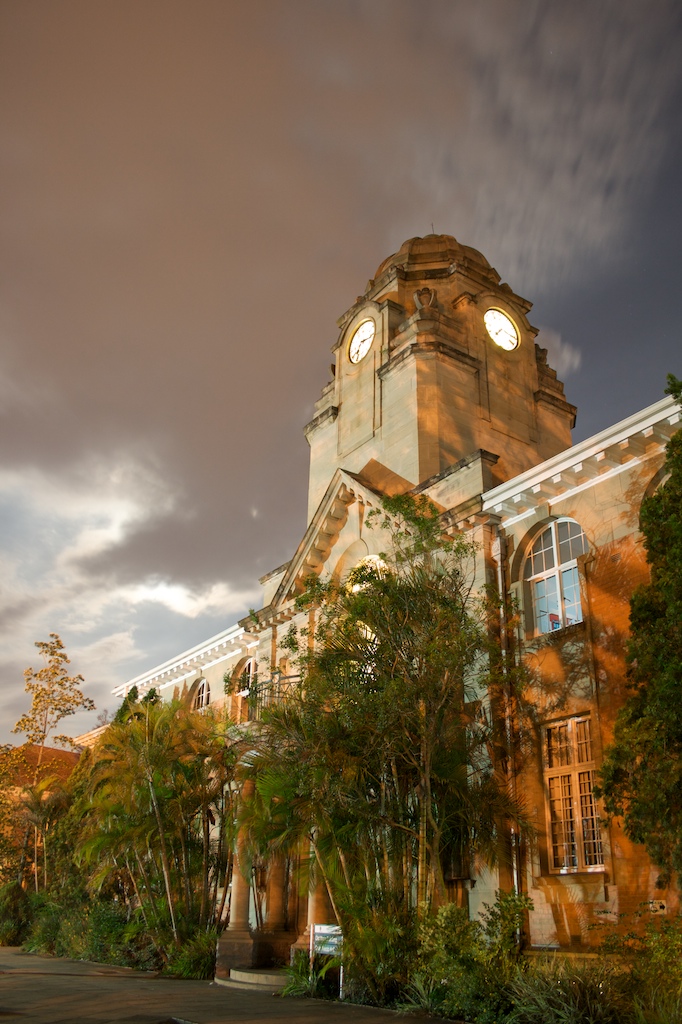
374,233,491,279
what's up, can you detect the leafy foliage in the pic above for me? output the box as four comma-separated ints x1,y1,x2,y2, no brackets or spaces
82,696,246,948
165,927,218,979
413,890,533,1023
0,881,32,945
597,375,682,879
2,636,91,891
281,950,340,998
13,634,95,754
507,957,631,1024
1,672,246,972
244,495,532,1004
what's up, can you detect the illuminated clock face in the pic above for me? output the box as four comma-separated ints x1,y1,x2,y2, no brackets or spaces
348,319,375,363
484,309,519,351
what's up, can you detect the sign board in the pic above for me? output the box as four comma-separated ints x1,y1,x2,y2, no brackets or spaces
310,923,343,956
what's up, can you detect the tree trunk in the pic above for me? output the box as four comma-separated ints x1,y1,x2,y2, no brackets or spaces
215,851,232,927
147,777,179,945
33,826,39,893
199,804,210,927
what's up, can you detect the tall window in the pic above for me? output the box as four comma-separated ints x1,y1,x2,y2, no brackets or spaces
545,716,603,872
523,519,588,634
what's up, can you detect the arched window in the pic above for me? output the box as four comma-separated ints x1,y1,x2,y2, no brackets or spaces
523,519,588,635
348,554,387,592
235,658,256,722
236,659,254,697
193,678,210,710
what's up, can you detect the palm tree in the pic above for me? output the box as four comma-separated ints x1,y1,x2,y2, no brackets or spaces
18,775,69,891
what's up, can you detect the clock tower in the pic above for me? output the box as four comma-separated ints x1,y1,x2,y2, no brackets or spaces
304,234,576,521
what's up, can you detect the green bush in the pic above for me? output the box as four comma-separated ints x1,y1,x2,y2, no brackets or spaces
22,892,162,970
336,885,418,1005
0,882,33,945
508,957,631,1024
281,949,340,999
631,983,682,1024
597,912,682,1021
412,889,533,1023
23,898,63,954
631,918,682,995
165,928,217,980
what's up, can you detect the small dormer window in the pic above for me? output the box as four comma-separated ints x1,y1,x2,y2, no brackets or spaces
523,519,588,635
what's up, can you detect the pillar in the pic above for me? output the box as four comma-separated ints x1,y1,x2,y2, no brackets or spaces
215,781,257,978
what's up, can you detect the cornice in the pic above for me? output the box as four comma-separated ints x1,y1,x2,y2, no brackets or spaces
304,404,338,439
482,395,680,524
113,623,257,698
378,338,481,379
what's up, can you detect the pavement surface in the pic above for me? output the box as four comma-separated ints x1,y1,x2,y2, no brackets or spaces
0,948,415,1024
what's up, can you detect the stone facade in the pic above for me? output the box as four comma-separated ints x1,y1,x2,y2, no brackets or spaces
113,234,680,965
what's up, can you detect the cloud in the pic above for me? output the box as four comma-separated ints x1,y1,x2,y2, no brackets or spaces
536,328,582,378
285,0,681,293
0,448,260,743
0,0,679,744
128,580,257,619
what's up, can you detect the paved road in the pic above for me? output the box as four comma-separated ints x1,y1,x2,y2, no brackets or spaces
0,948,413,1024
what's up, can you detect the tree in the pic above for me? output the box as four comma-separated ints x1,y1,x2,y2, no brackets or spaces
10,634,93,886
597,375,682,881
82,695,245,950
242,495,530,1002
13,633,95,768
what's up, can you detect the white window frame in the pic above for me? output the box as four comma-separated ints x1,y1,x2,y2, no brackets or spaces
543,715,603,874
523,519,588,635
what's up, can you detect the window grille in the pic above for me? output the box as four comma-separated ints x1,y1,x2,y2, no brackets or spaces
544,716,603,872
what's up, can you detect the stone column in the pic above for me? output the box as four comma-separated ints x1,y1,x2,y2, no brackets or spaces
215,781,257,979
227,849,251,932
293,862,336,953
265,853,287,931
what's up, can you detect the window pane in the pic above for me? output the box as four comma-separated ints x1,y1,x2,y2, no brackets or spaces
575,719,592,763
558,520,588,563
561,566,583,626
579,770,604,866
547,724,572,768
549,774,577,869
533,575,560,633
533,529,555,575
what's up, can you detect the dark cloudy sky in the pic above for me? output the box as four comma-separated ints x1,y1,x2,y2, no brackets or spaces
1,0,681,743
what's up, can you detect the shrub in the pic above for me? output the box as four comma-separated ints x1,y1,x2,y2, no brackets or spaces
337,886,418,1005
0,882,32,946
23,898,63,954
165,928,217,980
508,957,631,1024
631,918,682,995
413,889,533,1023
596,914,682,1024
631,983,682,1024
281,949,340,999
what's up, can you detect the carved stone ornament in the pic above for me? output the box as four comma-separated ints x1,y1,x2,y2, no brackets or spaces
413,287,437,309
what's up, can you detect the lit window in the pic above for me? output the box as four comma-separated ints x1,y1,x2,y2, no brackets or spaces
545,716,603,872
193,678,210,710
348,554,387,593
523,519,588,634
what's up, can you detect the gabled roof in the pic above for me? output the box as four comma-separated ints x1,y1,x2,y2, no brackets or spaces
247,469,388,631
